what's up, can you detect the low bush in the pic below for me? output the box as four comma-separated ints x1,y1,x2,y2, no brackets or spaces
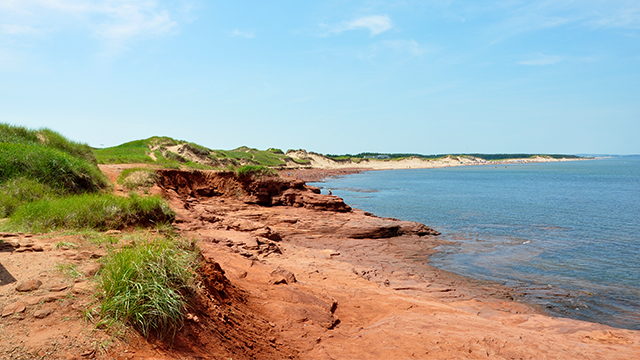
5,194,175,232
98,234,199,337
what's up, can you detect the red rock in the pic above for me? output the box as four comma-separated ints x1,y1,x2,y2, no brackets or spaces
15,279,43,292
2,301,26,317
270,266,296,285
33,307,54,319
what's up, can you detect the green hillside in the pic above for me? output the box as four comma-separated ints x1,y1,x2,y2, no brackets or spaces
94,137,298,168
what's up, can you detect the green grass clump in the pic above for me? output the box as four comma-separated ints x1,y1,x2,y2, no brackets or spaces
236,165,277,178
0,143,109,194
5,194,175,232
98,234,199,337
117,168,159,191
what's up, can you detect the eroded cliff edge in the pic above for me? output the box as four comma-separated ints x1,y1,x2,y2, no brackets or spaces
145,169,639,360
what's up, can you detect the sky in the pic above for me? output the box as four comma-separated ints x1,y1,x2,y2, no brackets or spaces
1,1,639,155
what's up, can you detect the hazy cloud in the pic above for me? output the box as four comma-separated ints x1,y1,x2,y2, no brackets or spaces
328,15,393,36
230,28,255,39
382,39,429,56
0,24,40,35
0,0,179,41
519,53,564,66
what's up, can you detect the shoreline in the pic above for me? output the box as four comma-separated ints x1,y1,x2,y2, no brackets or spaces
283,150,588,173
285,159,639,332
279,156,589,182
162,168,639,358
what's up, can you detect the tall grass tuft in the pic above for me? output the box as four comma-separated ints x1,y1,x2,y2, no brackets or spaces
98,234,199,337
6,194,175,232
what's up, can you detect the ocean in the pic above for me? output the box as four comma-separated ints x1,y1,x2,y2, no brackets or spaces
310,158,640,330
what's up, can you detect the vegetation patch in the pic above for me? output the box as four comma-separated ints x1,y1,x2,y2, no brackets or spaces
1,124,109,217
0,123,97,163
0,143,108,194
94,139,156,164
95,137,296,168
117,168,159,191
0,177,57,217
98,234,199,337
236,165,277,179
4,194,174,233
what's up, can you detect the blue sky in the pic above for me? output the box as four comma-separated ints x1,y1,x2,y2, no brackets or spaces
1,1,638,154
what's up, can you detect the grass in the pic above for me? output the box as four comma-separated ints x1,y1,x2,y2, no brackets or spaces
236,164,277,178
56,263,83,279
4,193,175,233
0,125,110,217
0,143,109,194
54,241,79,249
0,177,58,217
94,139,156,164
0,123,97,164
94,136,296,168
97,233,199,337
117,168,159,191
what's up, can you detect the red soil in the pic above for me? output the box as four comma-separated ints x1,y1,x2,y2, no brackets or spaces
2,166,638,360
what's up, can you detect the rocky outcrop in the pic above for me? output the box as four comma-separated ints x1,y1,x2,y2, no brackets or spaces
158,170,352,212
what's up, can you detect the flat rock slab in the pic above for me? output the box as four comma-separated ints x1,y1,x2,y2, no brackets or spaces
15,279,43,292
33,307,54,319
2,301,26,317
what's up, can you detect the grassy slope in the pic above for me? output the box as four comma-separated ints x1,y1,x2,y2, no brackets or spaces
94,137,296,168
0,123,111,217
0,124,172,231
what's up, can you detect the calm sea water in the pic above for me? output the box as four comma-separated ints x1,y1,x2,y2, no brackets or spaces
310,158,640,330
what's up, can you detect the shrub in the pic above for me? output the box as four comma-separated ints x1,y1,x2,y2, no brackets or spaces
5,194,175,232
98,234,199,337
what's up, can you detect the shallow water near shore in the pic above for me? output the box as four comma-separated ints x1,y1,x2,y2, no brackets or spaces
310,158,640,330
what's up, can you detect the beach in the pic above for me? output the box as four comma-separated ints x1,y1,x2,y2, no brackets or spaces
154,169,640,359
1,165,637,359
